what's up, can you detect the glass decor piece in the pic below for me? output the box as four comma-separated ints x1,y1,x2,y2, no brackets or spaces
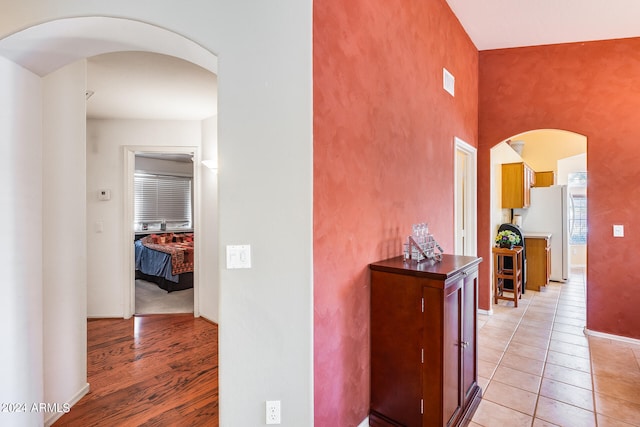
403,222,443,262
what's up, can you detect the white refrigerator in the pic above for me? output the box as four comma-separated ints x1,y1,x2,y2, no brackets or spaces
517,185,570,282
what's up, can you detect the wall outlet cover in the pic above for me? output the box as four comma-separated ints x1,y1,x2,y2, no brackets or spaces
265,400,281,425
226,244,252,269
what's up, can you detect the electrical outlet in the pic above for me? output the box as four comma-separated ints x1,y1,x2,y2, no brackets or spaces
265,400,281,425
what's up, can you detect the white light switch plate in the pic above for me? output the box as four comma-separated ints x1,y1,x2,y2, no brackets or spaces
613,224,624,237
226,245,251,269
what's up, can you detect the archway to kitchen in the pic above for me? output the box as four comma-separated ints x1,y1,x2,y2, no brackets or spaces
489,129,587,314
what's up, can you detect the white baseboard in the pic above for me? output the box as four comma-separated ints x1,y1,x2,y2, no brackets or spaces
44,382,90,427
584,328,640,346
87,315,122,319
477,308,493,315
357,416,369,427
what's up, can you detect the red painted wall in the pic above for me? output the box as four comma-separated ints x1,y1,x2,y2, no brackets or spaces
313,0,478,425
478,38,640,339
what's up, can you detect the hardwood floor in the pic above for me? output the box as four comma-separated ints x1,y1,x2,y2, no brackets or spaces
55,315,218,426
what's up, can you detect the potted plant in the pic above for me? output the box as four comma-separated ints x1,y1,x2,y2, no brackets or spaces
495,230,521,249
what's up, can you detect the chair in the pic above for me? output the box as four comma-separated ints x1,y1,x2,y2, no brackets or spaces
492,246,523,307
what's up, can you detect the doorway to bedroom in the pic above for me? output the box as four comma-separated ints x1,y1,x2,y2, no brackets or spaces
133,152,196,314
84,50,218,319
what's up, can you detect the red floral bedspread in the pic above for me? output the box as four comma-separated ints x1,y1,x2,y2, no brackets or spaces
141,233,194,276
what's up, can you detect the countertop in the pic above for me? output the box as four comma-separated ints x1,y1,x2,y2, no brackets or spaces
523,231,552,239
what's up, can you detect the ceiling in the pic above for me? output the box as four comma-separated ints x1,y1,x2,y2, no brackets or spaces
445,0,640,50
0,17,218,121
86,51,217,121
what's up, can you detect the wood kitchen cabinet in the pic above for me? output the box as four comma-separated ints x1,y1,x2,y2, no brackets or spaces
502,162,535,208
369,255,483,427
534,171,556,187
524,234,551,291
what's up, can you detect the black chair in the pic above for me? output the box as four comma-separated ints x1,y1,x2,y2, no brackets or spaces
497,223,526,293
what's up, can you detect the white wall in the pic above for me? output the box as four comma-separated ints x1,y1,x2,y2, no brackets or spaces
559,153,588,266
87,119,201,317
557,153,587,185
0,56,45,427
200,116,219,322
42,60,89,426
1,2,313,426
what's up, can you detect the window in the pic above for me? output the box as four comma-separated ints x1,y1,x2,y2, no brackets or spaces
134,173,192,230
568,172,587,245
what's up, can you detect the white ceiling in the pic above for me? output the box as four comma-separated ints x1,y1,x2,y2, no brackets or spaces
86,52,217,120
445,0,640,50
0,17,218,121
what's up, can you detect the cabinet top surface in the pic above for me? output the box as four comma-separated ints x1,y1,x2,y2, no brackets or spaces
523,232,552,239
370,254,482,280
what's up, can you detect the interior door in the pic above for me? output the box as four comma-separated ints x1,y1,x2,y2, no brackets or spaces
455,150,466,253
454,138,477,256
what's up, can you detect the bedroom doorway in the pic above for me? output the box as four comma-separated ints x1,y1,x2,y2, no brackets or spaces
133,151,196,315
84,49,218,320
124,146,202,317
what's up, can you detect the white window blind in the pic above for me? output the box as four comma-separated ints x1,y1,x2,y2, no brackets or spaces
134,173,192,226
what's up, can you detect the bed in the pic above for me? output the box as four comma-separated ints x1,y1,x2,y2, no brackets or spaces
134,232,194,292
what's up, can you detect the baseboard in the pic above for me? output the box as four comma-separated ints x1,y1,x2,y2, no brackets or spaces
198,314,219,326
358,416,369,427
584,328,640,346
44,382,90,427
477,308,493,315
87,315,123,319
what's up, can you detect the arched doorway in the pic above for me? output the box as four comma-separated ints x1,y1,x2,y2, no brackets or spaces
0,17,219,426
488,129,587,313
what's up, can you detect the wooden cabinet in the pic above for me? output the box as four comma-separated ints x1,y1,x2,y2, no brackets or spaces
369,255,483,427
502,162,535,208
524,235,551,291
534,171,556,187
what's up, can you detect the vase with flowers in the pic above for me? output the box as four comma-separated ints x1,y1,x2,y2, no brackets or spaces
495,230,521,249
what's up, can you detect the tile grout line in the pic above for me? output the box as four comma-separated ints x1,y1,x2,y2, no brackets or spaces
529,282,561,426
476,269,596,427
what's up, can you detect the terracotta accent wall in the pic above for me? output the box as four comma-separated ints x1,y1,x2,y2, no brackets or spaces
478,38,640,340
313,0,478,424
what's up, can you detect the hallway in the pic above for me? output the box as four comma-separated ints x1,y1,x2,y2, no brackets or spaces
54,315,218,426
472,267,640,426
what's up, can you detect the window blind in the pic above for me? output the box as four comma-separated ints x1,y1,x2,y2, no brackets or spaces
134,173,192,226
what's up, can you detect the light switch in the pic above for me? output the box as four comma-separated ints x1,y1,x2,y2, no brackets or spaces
613,224,624,237
226,245,252,269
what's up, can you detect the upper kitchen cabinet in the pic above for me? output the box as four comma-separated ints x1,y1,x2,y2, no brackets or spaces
534,171,556,187
502,162,535,208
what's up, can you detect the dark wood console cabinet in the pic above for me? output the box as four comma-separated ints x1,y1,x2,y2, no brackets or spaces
369,255,483,427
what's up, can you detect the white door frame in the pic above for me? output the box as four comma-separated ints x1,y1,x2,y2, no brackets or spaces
454,137,478,256
123,145,201,318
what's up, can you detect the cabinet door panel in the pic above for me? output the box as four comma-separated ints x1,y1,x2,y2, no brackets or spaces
442,281,462,426
462,272,478,405
370,271,423,426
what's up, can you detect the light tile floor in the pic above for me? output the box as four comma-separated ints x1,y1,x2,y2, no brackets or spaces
471,267,640,427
